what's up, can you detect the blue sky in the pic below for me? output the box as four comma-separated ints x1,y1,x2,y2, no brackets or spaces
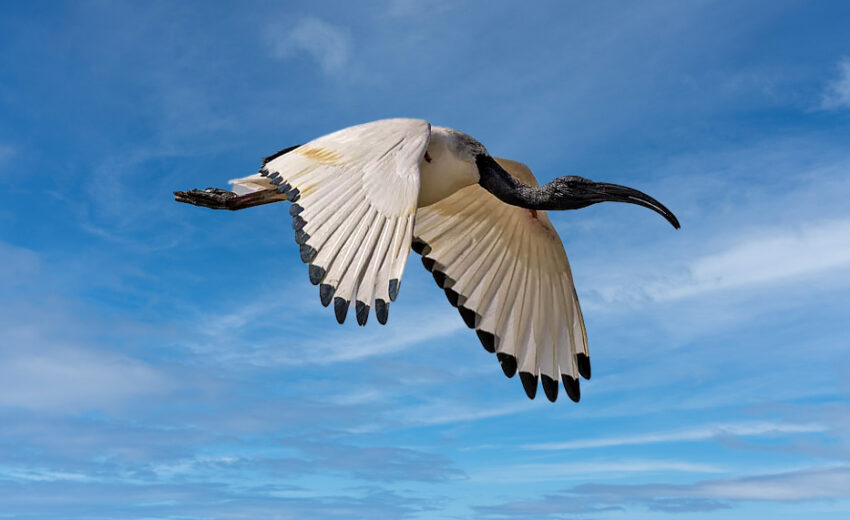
2,0,850,518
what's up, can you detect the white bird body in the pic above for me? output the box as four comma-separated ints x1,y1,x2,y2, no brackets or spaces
416,126,484,207
178,118,679,402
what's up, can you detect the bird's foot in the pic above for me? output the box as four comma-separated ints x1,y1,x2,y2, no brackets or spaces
174,188,239,210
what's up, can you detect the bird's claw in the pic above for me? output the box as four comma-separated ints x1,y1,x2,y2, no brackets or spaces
173,188,238,209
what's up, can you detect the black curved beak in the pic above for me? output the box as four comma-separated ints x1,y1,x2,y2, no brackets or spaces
587,182,680,229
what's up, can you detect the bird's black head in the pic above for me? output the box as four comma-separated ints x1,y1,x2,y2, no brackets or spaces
546,176,604,210
545,175,680,229
475,154,680,229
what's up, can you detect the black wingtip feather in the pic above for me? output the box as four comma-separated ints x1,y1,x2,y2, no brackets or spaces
497,353,517,378
421,257,436,272
541,374,559,402
432,270,448,288
388,279,400,301
299,244,318,263
289,204,304,217
444,287,460,307
458,306,478,328
308,264,325,285
355,301,369,326
292,215,306,231
519,372,538,400
334,297,349,324
375,299,389,325
288,188,301,202
319,284,335,307
475,330,496,353
411,238,432,256
562,374,581,403
577,353,591,380
295,229,310,245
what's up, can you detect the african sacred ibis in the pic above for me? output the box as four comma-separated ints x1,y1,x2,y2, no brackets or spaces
175,119,679,402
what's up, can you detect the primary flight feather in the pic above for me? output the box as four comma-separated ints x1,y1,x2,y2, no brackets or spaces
175,118,679,403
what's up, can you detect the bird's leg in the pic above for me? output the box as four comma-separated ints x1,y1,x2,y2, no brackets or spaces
173,187,284,210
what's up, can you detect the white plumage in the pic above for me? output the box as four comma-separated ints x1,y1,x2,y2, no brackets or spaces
177,118,680,402
413,158,587,401
241,119,427,312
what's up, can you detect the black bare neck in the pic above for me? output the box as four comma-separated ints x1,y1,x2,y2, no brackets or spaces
475,154,553,210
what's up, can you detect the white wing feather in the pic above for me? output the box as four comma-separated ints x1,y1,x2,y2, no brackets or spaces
412,158,589,402
231,118,430,325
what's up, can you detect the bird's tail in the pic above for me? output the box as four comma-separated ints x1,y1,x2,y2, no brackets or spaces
228,172,276,195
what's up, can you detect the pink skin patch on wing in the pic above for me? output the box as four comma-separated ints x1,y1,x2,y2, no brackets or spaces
526,209,558,241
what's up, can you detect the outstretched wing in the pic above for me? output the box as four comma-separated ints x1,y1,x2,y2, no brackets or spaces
412,158,590,402
234,118,430,325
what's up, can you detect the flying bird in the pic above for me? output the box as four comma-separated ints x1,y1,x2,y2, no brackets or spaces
175,119,679,403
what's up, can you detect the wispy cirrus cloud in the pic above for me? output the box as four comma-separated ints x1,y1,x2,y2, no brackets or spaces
385,0,457,18
571,141,850,313
523,421,827,451
392,398,540,427
0,241,40,287
0,343,173,414
0,478,431,520
645,218,850,302
821,57,850,110
3,2,850,519
0,253,175,414
0,466,91,483
184,278,465,367
473,459,723,484
585,217,850,307
474,466,850,517
144,439,464,484
266,17,352,75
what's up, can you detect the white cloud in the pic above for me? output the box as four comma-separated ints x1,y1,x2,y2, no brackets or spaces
385,0,456,18
523,421,826,451
477,466,850,516
299,311,463,364
648,218,850,301
584,216,850,308
325,388,385,406
474,460,722,484
696,466,850,501
600,465,850,503
569,138,850,314
0,466,91,483
186,280,465,366
0,242,40,287
0,345,172,413
821,57,850,110
267,17,352,74
149,455,239,479
393,399,539,427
